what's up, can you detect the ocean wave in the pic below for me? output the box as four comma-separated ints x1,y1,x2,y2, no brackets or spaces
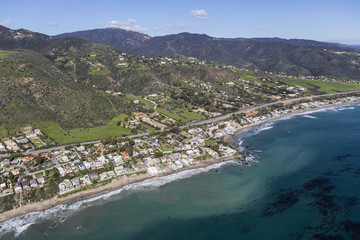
302,115,317,119
337,106,355,111
0,160,239,237
239,122,274,138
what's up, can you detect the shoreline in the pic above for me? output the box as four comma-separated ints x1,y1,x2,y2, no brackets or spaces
224,100,360,144
0,100,359,224
0,156,241,223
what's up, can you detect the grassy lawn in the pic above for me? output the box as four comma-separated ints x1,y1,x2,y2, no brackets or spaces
173,108,206,121
205,139,216,147
30,138,46,148
141,123,155,131
34,114,136,145
156,108,187,123
0,50,14,58
161,144,174,152
281,78,360,94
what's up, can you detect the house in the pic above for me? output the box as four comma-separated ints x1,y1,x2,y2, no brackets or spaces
94,160,103,169
2,189,14,196
89,173,99,181
14,182,23,194
36,176,45,187
226,82,235,87
21,180,30,191
114,166,124,175
147,167,159,176
15,137,28,144
99,172,109,181
180,159,190,167
25,132,37,139
41,153,51,159
58,179,74,194
0,183,6,190
80,175,92,185
4,140,19,151
10,168,21,176
113,155,123,165
30,179,38,188
56,166,66,177
34,129,42,135
71,178,80,188
107,171,116,178
61,155,69,162
77,146,85,152
174,160,183,169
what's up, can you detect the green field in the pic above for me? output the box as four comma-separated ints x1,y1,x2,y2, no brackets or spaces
156,108,187,123
0,50,14,58
34,114,135,145
156,108,205,123
172,108,205,121
281,78,360,94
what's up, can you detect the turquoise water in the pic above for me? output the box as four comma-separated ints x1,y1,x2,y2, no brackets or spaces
1,104,360,239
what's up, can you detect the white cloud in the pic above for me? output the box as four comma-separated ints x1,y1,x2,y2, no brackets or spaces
0,19,12,26
106,19,147,32
190,9,210,20
44,22,58,27
152,24,188,32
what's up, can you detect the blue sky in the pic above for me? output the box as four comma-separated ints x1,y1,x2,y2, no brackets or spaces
1,0,359,44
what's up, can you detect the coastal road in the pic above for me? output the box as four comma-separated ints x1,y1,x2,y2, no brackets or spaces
184,90,360,128
17,90,360,156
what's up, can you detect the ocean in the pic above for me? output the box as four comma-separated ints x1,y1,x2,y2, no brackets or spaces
1,103,360,240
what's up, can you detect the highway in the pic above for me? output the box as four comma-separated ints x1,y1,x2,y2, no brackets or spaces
2,90,359,158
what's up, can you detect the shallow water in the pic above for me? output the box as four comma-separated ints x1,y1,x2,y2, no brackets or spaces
1,104,360,240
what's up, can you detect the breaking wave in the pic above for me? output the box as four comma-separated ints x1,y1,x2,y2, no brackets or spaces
302,115,317,119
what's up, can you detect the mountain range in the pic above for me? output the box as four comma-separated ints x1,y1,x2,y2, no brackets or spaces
55,28,360,79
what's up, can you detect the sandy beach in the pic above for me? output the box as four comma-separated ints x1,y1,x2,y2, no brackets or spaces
0,156,240,223
0,99,359,224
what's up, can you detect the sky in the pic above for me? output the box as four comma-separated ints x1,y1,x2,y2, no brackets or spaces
1,0,359,44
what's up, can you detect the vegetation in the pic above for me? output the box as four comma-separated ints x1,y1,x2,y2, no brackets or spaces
280,78,360,94
172,108,205,121
156,108,187,123
34,115,135,145
0,50,14,58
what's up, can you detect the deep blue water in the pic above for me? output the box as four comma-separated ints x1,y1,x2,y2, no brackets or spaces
1,104,360,240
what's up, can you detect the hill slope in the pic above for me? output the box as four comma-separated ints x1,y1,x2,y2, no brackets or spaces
0,25,52,51
0,29,246,130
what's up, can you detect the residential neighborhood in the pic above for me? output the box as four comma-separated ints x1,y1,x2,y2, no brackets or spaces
0,93,359,213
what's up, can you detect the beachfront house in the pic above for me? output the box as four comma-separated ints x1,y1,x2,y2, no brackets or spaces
14,182,23,194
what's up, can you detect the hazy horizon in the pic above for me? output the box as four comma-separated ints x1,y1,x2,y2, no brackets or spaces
1,0,359,45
